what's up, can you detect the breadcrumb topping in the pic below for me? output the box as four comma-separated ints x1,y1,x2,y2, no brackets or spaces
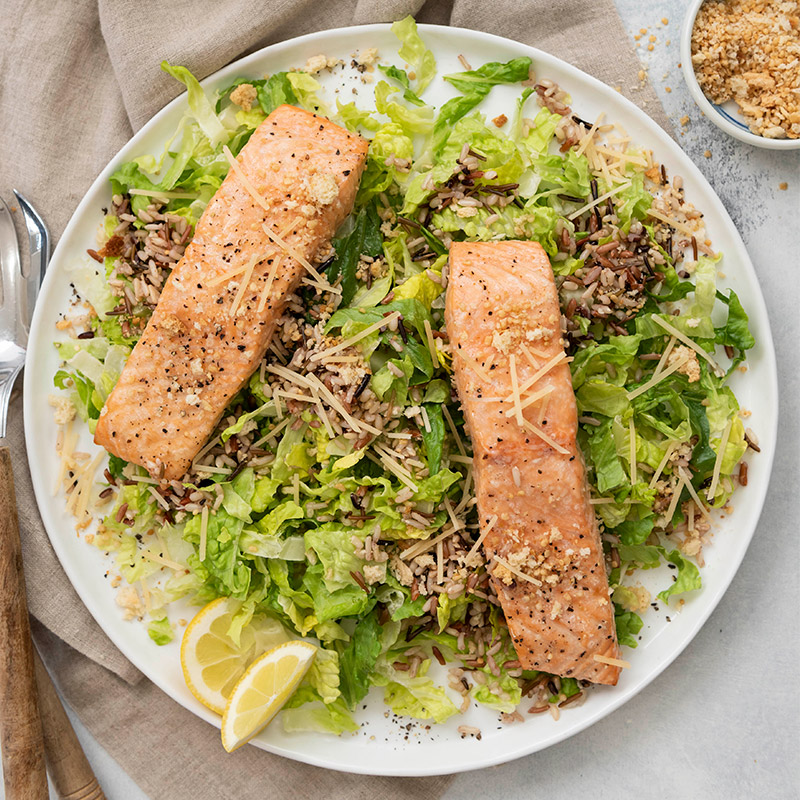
691,0,800,139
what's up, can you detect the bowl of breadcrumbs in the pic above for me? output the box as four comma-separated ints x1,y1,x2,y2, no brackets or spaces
681,0,800,148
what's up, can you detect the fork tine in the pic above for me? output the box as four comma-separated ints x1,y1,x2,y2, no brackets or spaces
0,195,21,315
13,190,50,284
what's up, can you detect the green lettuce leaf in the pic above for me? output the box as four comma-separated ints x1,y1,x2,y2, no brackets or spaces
161,61,229,148
391,16,436,93
338,610,382,709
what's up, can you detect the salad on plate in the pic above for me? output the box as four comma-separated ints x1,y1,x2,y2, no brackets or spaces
50,17,757,743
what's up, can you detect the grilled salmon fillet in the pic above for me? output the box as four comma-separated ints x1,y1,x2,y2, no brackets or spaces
446,240,621,685
95,105,367,480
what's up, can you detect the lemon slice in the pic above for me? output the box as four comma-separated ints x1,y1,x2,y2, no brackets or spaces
181,597,289,714
221,640,316,752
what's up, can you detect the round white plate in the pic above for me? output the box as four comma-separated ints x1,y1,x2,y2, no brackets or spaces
24,23,778,776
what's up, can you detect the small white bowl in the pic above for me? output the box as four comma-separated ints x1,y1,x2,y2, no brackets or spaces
680,0,800,150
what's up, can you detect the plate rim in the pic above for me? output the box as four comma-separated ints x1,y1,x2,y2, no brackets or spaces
23,21,779,776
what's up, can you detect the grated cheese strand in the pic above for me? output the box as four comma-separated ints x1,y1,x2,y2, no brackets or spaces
228,254,260,318
568,180,632,220
253,416,292,448
456,350,492,383
443,496,463,532
593,654,631,669
314,397,336,439
627,352,691,400
260,223,331,287
401,526,458,561
199,506,209,562
706,418,734,501
509,353,524,428
649,441,679,489
651,336,677,381
575,112,606,156
141,550,187,572
663,473,686,523
147,486,171,511
646,208,696,236
423,319,439,365
677,467,712,521
629,417,638,485
504,351,568,401
492,555,542,587
367,451,418,493
256,255,283,314
503,385,554,418
310,311,401,362
521,418,569,455
442,404,466,456
465,515,498,565
652,316,725,376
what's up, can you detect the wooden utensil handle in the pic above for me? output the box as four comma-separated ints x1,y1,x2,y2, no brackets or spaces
33,648,105,800
0,447,49,799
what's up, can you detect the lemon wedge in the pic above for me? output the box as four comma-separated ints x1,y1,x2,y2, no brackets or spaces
221,640,316,752
181,597,289,714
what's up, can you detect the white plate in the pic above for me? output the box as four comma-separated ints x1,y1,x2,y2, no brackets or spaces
24,23,778,776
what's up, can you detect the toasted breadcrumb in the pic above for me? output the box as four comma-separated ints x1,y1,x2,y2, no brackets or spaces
229,83,257,112
691,0,800,139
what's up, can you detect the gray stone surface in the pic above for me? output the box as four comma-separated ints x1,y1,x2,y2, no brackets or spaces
4,1,797,797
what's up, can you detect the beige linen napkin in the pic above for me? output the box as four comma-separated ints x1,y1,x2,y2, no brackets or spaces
0,0,668,795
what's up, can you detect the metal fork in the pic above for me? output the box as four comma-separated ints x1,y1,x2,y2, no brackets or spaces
0,191,48,436
0,194,105,799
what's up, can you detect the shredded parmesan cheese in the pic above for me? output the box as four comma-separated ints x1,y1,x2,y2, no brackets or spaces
147,487,171,511
575,112,606,156
401,526,457,561
652,316,724,377
663,473,686,522
442,404,466,456
706,418,734,501
292,472,300,506
493,554,542,586
646,208,696,236
141,550,187,572
568,180,632,221
652,336,677,380
423,319,439,365
509,354,524,428
649,441,678,488
504,351,568,401
629,417,638,485
593,654,631,669
456,350,492,383
465,515,498,565
257,255,282,314
503,385,554,418
368,449,418,493
677,467,712,521
253,416,292,447
627,352,691,400
199,506,209,562
521,418,569,455
310,312,401,363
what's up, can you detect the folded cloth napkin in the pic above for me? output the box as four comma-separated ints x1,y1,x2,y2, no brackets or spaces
0,0,668,796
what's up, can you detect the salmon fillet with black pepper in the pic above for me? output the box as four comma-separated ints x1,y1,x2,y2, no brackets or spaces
94,105,367,480
446,240,622,685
